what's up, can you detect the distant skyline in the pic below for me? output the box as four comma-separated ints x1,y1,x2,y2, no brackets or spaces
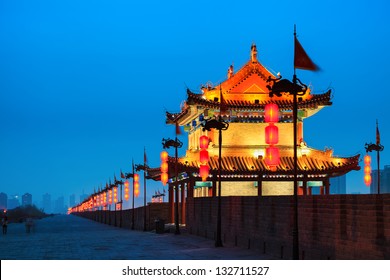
1,0,389,202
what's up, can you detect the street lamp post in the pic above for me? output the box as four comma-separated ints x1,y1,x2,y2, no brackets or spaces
135,163,149,231
202,117,229,247
115,179,124,228
365,130,384,194
123,169,135,230
162,137,183,235
267,74,307,259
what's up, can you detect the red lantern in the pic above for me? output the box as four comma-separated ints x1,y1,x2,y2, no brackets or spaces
113,187,118,203
363,154,372,187
265,146,280,167
364,165,371,174
161,172,168,186
160,150,169,186
364,174,372,186
200,135,209,149
364,154,371,165
265,123,279,145
160,162,168,173
199,149,209,164
134,174,140,197
160,151,168,162
264,103,279,123
199,164,209,181
108,189,112,204
124,180,130,201
103,191,107,205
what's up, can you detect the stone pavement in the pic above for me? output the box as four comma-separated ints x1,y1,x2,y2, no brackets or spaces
0,214,274,260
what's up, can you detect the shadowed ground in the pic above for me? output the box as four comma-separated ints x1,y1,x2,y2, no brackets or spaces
0,214,273,260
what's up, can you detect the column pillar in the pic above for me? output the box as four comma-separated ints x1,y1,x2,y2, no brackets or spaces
257,178,262,196
324,178,330,195
187,178,194,198
212,176,217,197
169,183,174,223
302,175,308,195
181,183,186,225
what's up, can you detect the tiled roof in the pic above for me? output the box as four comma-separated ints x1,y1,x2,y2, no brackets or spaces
186,89,332,110
147,154,360,181
165,89,332,124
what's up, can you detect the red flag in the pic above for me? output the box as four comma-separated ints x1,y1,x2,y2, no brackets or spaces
120,170,125,179
294,36,319,71
144,147,148,164
376,120,380,145
175,122,182,135
220,86,228,115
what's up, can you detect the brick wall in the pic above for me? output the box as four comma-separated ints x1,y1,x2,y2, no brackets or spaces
186,195,390,259
73,203,169,231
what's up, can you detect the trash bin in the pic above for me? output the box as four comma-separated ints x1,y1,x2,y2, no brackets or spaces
155,219,165,234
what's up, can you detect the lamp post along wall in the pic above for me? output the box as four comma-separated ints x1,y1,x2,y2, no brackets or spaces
202,115,229,248
162,137,183,235
365,138,384,194
267,73,308,260
114,179,124,228
135,163,149,231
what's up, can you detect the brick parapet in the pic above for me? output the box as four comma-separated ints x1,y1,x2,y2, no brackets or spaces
186,194,390,259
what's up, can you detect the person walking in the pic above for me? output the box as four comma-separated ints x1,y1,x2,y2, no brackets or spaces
2,216,8,235
25,217,33,233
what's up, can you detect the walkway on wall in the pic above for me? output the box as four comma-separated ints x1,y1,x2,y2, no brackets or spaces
0,214,273,260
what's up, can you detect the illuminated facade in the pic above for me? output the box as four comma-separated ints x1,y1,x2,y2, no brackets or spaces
149,45,360,222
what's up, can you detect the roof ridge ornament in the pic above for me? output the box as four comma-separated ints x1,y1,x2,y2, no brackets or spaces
251,43,257,62
227,64,234,79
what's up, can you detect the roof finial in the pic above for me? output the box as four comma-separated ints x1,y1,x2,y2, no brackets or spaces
251,43,257,62
227,64,234,78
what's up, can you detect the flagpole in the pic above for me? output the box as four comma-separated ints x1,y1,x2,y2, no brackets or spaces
175,122,180,235
215,86,223,247
292,24,299,260
132,159,135,230
377,120,380,194
143,147,147,231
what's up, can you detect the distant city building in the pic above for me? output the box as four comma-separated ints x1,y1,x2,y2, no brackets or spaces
330,175,347,194
0,192,7,210
370,165,390,194
42,193,52,214
54,196,66,214
7,194,20,209
69,194,76,208
22,193,33,206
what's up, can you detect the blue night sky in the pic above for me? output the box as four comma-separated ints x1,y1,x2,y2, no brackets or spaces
1,0,389,207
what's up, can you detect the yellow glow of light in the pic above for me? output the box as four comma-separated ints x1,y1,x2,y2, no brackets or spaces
254,149,265,158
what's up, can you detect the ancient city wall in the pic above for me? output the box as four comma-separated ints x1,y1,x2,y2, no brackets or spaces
73,195,389,259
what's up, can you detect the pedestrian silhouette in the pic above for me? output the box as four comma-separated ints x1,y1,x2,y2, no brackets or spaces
25,217,34,233
2,216,8,234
